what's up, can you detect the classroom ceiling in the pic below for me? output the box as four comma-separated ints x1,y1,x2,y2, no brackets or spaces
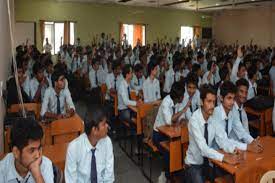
58,0,274,11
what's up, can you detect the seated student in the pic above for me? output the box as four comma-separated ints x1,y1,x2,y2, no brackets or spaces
65,106,114,183
30,62,48,103
217,66,230,105
0,118,54,183
230,46,248,84
44,59,54,88
142,59,161,104
7,61,31,107
88,57,102,103
178,72,201,121
212,81,263,153
192,51,207,74
153,82,186,182
118,65,143,124
40,70,75,120
202,61,221,86
184,85,242,183
247,66,257,100
124,48,135,66
233,78,250,133
130,64,145,94
191,64,202,87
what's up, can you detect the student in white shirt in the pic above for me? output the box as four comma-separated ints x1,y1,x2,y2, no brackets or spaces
213,81,263,153
130,64,145,94
184,85,242,183
65,107,114,183
247,66,257,100
41,70,75,120
43,37,52,54
0,118,54,183
143,59,161,104
153,82,185,181
217,66,231,106
202,61,221,86
194,52,207,74
124,48,135,66
192,64,202,87
118,65,143,125
44,59,54,88
105,61,122,101
230,46,247,84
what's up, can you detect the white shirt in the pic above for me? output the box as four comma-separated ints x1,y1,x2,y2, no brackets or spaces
163,68,177,93
43,43,52,53
44,71,52,88
0,153,54,183
29,77,47,101
105,73,123,100
247,79,257,100
89,68,102,89
232,102,249,133
40,87,75,117
230,57,248,84
117,79,137,110
22,75,31,97
185,108,236,166
71,56,82,73
130,74,145,93
202,70,221,86
65,134,114,183
142,77,161,103
124,54,136,66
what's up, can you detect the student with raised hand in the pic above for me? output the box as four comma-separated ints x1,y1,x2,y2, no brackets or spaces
202,61,221,86
0,118,54,183
247,65,258,100
230,46,248,84
184,85,242,183
212,81,263,153
40,70,75,120
65,106,114,183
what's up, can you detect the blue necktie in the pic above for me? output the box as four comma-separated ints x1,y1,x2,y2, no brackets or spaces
127,86,131,99
91,149,97,183
56,95,61,114
239,109,243,123
225,119,229,136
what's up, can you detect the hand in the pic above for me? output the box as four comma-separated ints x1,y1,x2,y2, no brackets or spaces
237,46,243,58
211,63,216,73
223,153,241,165
137,100,143,106
247,140,263,153
67,108,75,117
29,155,42,178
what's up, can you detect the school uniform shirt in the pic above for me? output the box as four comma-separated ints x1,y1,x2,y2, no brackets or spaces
247,79,257,100
30,77,47,101
142,77,161,103
130,74,145,93
44,71,52,88
124,54,136,66
71,56,82,73
22,75,31,97
65,133,114,183
43,43,52,53
212,105,254,151
117,79,137,110
81,55,89,75
202,70,221,86
40,87,75,117
0,153,54,183
105,73,123,100
185,108,236,166
230,57,248,84
182,68,190,78
232,102,249,133
167,53,173,66
178,89,201,121
89,68,102,89
163,68,178,93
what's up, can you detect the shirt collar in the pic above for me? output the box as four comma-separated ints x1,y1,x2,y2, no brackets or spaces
219,104,229,121
197,108,213,125
234,102,243,111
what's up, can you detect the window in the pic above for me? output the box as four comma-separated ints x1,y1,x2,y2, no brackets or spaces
44,21,75,54
180,26,194,47
121,23,146,47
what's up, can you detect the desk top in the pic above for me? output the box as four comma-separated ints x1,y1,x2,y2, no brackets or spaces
157,124,184,139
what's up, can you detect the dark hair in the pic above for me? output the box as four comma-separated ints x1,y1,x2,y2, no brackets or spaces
51,70,64,87
219,66,229,81
170,81,185,102
186,72,198,87
192,64,201,74
45,59,53,67
200,84,216,101
10,118,43,151
122,64,132,78
238,62,246,71
92,56,100,65
207,61,215,71
32,62,44,75
236,78,249,89
197,52,204,60
147,59,158,76
247,66,257,79
112,60,121,71
134,64,143,73
84,105,107,135
220,81,237,97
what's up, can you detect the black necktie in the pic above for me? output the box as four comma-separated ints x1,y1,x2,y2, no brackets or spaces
213,75,216,85
137,78,140,86
239,109,243,123
203,123,209,165
91,149,97,183
225,119,229,136
56,95,61,114
114,77,117,90
172,106,176,115
253,87,257,96
95,71,98,86
127,86,131,99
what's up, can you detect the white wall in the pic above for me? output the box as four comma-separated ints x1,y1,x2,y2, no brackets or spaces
213,6,275,47
0,0,13,153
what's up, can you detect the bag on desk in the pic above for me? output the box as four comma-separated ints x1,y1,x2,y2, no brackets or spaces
245,96,274,110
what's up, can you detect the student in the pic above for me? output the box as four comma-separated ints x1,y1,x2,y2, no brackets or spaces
0,118,54,183
217,66,230,105
202,61,221,86
124,48,135,66
130,64,145,94
247,65,257,100
40,70,75,120
212,81,263,153
179,72,201,121
143,59,161,104
30,62,48,103
105,61,122,101
118,65,142,124
191,64,202,87
43,37,52,54
44,59,54,88
184,85,242,183
153,82,185,182
230,46,247,84
88,57,102,103
193,52,207,74
65,106,114,183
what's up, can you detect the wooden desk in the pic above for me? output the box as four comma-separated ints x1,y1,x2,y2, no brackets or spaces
43,143,68,171
211,136,275,183
157,124,185,172
245,106,273,136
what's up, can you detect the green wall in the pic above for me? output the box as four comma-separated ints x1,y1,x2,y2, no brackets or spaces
15,0,212,50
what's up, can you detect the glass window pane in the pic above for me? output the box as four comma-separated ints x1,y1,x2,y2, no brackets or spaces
181,26,194,47
70,22,75,45
54,23,64,54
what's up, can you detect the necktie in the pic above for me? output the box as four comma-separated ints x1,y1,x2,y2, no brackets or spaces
114,77,117,90
213,75,216,85
253,86,257,96
172,106,176,115
137,78,140,86
90,149,97,183
239,109,243,123
56,95,61,114
127,86,131,99
203,123,209,165
95,71,98,86
225,119,229,136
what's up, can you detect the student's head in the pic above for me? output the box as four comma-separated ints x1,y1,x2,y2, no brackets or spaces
51,70,65,90
45,59,54,74
134,64,144,79
147,59,158,77
200,84,216,117
247,65,257,81
237,63,247,78
170,81,185,104
207,61,217,73
84,106,109,139
186,72,198,97
122,64,133,80
220,81,237,112
46,37,49,43
92,57,100,71
235,78,249,105
219,66,230,82
192,64,202,77
11,118,43,170
32,62,44,82
112,61,121,77
197,52,204,64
